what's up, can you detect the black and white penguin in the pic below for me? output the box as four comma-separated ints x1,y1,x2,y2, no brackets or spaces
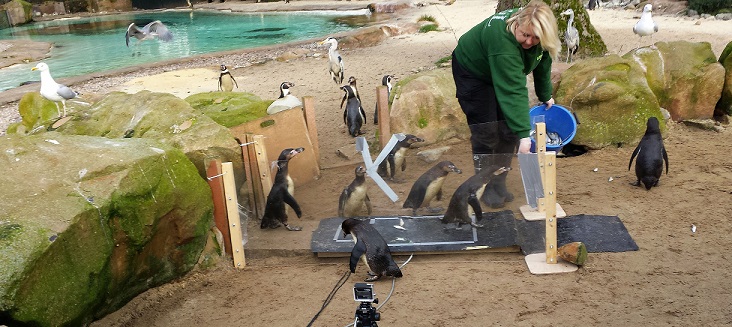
374,74,394,125
377,134,425,181
218,64,238,92
628,117,669,190
341,84,365,137
441,166,510,228
267,81,302,115
319,37,344,84
403,161,462,216
338,166,372,217
341,218,403,282
341,76,366,125
588,0,598,10
261,147,305,231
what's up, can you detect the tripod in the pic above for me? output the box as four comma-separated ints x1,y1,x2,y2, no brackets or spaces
354,301,380,327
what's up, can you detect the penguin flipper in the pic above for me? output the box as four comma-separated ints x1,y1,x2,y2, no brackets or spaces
283,191,302,218
338,188,349,217
232,76,239,89
388,154,396,179
467,194,483,221
628,144,641,170
343,108,348,125
662,146,669,174
365,194,372,216
436,188,443,201
218,76,223,91
350,238,367,273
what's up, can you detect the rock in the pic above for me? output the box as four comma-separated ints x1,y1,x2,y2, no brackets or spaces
185,91,270,127
681,118,719,131
715,41,732,118
0,133,212,326
416,146,451,163
622,41,725,121
558,242,587,266
3,0,33,26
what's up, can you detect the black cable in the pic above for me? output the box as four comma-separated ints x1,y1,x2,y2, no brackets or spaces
306,269,351,327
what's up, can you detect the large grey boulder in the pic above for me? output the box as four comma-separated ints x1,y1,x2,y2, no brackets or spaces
622,41,725,121
715,41,732,119
0,133,212,326
389,69,469,146
554,54,665,149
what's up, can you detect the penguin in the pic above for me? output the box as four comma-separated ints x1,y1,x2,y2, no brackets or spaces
218,64,238,92
377,134,425,181
402,161,462,216
441,166,510,229
588,0,598,10
341,84,365,137
261,147,305,231
374,74,394,125
267,81,302,115
341,218,403,282
340,76,366,125
338,166,372,217
628,117,669,190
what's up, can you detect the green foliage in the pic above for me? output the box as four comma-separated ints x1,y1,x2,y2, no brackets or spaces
688,0,732,14
418,15,437,23
419,24,439,33
435,55,452,66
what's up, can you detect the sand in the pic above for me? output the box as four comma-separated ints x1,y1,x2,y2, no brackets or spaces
13,0,732,326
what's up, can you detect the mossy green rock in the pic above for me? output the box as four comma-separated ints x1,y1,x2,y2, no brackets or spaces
389,68,469,145
554,54,664,149
715,41,732,117
7,92,64,134
0,133,212,326
185,91,271,128
622,41,725,121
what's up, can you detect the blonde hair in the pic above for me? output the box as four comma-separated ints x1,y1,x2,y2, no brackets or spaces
506,0,560,61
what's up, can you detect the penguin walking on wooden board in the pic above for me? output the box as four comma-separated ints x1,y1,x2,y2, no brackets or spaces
441,166,510,229
403,161,462,216
628,117,669,190
261,147,304,231
218,64,238,92
339,166,372,217
374,74,394,125
341,84,365,137
377,134,424,181
340,76,366,126
341,218,403,282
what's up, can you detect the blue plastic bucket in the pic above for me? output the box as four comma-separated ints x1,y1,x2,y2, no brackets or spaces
529,104,577,152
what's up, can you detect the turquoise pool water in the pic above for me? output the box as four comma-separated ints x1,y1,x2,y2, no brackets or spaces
0,9,370,92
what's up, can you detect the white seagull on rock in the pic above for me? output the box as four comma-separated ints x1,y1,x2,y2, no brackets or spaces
633,4,658,48
560,9,579,63
319,37,344,85
31,62,79,118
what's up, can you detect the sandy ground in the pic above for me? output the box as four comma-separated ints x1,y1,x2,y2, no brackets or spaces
14,0,731,326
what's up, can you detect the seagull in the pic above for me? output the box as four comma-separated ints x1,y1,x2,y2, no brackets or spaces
560,9,579,63
319,37,344,85
31,62,78,118
633,4,658,48
125,20,173,47
266,82,302,115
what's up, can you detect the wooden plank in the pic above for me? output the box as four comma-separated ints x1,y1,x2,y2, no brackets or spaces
239,137,258,219
253,134,273,197
301,96,320,168
535,122,547,213
544,151,557,264
246,134,265,218
206,159,232,256
376,85,391,150
222,162,246,269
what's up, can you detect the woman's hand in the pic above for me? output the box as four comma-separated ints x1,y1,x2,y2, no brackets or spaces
544,98,555,110
518,137,532,154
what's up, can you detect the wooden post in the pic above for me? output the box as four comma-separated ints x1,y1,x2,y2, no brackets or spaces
246,134,264,217
376,85,391,150
253,134,273,197
221,162,246,269
239,138,258,218
206,159,232,256
544,151,558,264
301,96,320,167
535,122,547,213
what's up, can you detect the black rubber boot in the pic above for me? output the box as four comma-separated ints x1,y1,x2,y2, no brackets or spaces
473,154,506,208
492,170,514,202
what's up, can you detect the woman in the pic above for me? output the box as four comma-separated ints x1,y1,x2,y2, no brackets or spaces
451,0,561,208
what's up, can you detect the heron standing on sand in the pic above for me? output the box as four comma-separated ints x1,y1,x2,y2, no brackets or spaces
319,37,344,85
560,9,579,63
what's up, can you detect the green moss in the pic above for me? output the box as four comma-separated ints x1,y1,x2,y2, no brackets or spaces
435,55,451,66
417,117,428,128
0,223,22,242
260,119,275,128
186,92,269,128
419,24,439,33
417,15,437,23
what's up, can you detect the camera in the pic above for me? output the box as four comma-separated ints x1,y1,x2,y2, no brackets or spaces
353,283,380,327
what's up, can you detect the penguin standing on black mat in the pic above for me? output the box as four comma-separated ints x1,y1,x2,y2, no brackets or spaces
374,74,394,125
628,117,669,190
218,64,238,92
261,147,304,231
403,161,462,216
342,218,403,282
377,134,424,181
341,84,365,137
442,166,510,229
339,166,372,217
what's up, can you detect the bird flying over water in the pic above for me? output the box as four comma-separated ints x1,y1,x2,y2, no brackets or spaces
633,4,658,48
31,62,79,118
125,20,173,47
560,9,579,63
319,37,344,84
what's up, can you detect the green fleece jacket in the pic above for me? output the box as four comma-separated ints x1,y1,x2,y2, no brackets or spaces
453,8,553,138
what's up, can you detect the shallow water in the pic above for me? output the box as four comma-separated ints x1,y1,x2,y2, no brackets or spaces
0,9,372,92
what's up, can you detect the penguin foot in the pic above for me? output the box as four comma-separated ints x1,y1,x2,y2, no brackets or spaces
284,224,302,231
630,181,641,187
365,274,382,282
367,271,377,277
470,222,484,228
